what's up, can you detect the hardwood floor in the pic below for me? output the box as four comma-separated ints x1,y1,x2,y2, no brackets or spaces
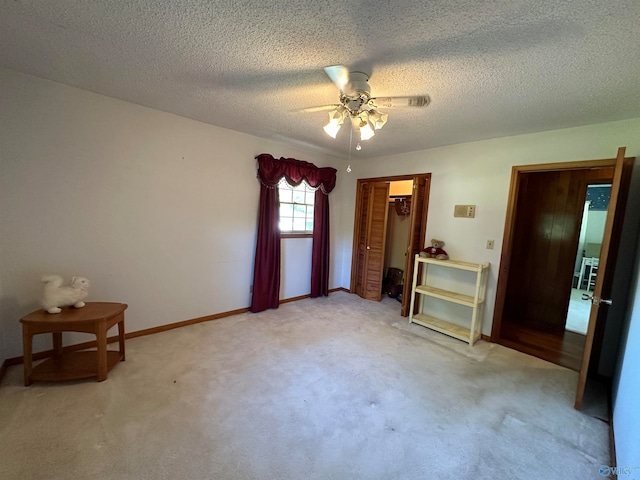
498,322,586,371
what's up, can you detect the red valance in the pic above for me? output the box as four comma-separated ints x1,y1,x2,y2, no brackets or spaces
256,153,337,194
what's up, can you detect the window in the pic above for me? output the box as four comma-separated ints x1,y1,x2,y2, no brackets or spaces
278,178,315,234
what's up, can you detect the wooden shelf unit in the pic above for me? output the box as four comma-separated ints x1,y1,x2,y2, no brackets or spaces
29,351,123,382
408,256,490,345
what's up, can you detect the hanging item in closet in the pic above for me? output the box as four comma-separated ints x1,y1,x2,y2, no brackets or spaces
394,197,410,216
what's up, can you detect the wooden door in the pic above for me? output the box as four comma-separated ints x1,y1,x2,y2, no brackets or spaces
502,169,611,333
575,147,631,409
492,154,630,375
401,175,431,316
351,182,370,298
362,182,391,300
351,181,390,300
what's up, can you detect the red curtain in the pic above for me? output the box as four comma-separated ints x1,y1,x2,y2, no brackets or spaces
311,188,330,297
250,184,280,313
250,154,336,312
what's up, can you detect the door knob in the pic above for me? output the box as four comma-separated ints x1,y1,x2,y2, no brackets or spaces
367,246,371,250
581,293,612,305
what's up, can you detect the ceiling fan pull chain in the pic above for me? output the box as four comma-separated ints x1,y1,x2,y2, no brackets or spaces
347,128,353,173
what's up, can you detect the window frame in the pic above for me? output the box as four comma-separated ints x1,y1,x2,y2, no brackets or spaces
277,178,315,237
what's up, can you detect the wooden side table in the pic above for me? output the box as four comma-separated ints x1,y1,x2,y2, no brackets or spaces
20,302,127,386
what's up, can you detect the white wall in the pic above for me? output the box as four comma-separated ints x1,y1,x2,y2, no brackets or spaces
280,238,312,298
612,237,640,469
585,210,607,245
0,68,342,359
335,118,640,335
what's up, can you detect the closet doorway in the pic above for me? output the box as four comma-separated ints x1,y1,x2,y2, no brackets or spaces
350,173,431,316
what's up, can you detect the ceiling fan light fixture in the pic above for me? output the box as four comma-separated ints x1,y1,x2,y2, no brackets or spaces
323,119,341,138
370,110,388,129
324,107,350,138
359,122,375,140
332,107,348,124
318,66,425,142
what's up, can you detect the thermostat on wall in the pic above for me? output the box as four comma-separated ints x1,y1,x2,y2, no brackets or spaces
454,205,476,218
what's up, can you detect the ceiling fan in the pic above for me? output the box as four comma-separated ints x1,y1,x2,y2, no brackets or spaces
305,65,430,141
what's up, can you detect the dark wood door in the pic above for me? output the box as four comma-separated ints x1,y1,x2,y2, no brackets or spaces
351,181,390,301
502,168,613,333
401,175,431,316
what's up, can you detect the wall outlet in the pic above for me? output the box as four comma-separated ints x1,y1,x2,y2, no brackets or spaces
454,205,476,218
486,239,495,249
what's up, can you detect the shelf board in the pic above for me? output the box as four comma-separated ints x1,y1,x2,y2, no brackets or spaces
30,351,123,382
410,313,479,345
414,285,478,307
416,257,489,272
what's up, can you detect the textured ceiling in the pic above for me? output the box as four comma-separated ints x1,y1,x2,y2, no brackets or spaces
1,1,639,158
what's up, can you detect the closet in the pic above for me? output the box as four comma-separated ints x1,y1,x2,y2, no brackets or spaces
350,174,431,316
383,180,413,299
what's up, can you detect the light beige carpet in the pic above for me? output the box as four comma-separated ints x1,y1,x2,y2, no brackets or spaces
0,291,609,479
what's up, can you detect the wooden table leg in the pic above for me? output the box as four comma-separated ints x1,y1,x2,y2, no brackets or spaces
118,319,126,362
96,327,108,382
22,327,33,386
52,332,63,357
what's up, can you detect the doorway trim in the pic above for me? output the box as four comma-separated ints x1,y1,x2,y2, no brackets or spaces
491,158,620,342
349,173,431,315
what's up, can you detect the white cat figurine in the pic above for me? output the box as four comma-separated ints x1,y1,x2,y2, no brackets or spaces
41,274,90,314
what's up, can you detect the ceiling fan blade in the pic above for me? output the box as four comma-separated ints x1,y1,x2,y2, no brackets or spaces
299,104,341,113
324,65,352,94
371,96,431,108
